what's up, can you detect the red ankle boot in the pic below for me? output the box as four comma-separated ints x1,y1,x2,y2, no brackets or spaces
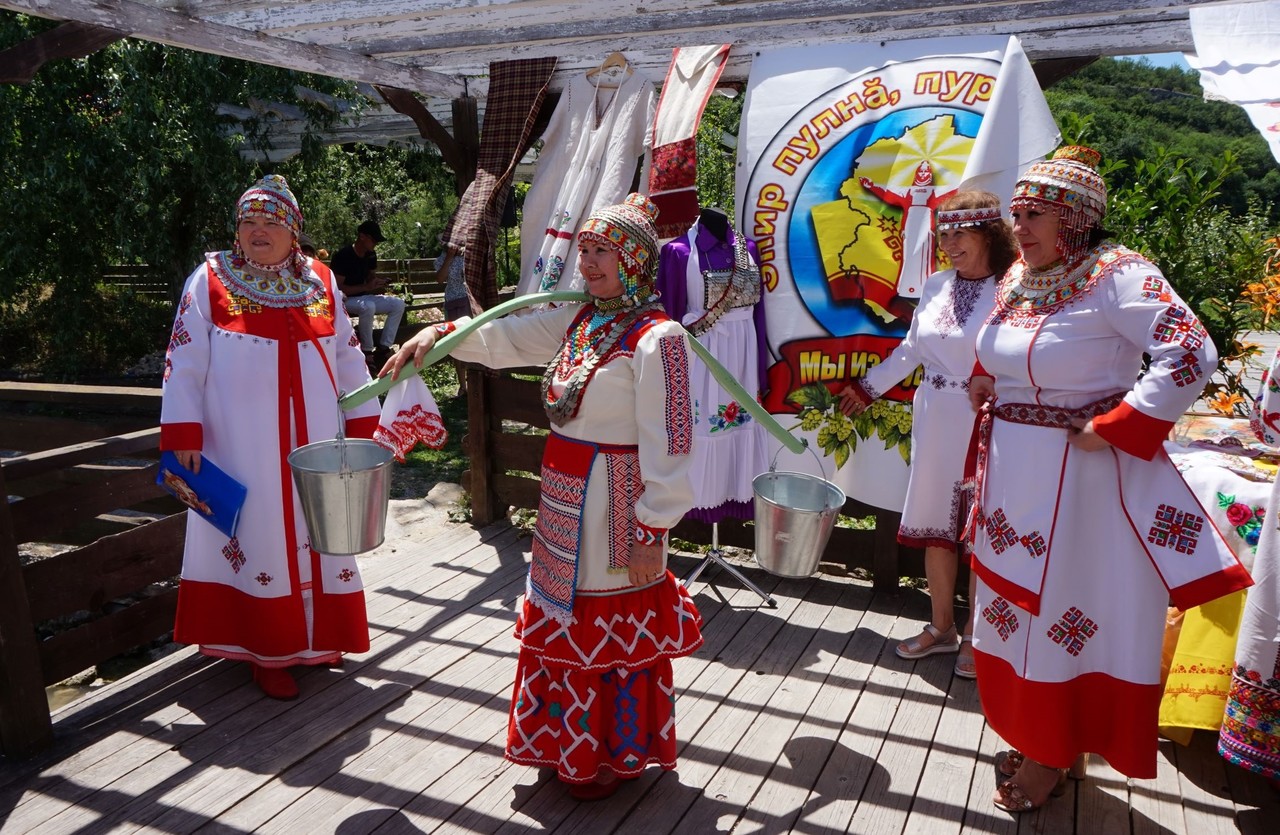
252,664,299,700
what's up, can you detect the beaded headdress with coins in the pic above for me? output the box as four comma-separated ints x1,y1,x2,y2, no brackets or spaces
1010,145,1107,265
577,193,661,304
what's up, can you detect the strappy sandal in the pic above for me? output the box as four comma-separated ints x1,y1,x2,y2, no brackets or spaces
954,635,977,679
998,750,1088,780
895,623,960,659
993,763,1067,813
997,749,1024,777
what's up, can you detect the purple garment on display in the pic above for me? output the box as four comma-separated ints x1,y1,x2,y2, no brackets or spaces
656,222,770,525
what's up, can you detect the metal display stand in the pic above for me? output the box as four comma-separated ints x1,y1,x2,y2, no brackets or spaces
681,522,777,608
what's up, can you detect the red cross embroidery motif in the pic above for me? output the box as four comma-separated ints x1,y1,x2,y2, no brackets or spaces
1147,503,1204,554
983,598,1020,641
337,568,355,582
222,537,246,573
255,572,272,586
168,319,191,352
1048,607,1098,656
985,509,1044,559
1153,304,1206,352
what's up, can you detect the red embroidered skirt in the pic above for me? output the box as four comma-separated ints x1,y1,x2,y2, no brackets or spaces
505,572,703,782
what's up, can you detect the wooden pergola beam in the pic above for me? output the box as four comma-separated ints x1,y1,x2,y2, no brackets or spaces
0,20,125,85
373,84,464,174
0,0,464,97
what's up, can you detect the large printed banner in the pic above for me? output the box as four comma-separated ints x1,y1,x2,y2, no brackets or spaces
737,36,1057,509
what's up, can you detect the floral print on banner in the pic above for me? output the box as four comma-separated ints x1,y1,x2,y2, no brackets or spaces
1217,492,1266,551
708,400,751,433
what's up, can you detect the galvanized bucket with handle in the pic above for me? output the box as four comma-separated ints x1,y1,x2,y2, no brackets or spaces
752,446,846,578
288,435,393,556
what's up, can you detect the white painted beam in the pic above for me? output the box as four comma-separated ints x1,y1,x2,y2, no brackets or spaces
0,0,465,96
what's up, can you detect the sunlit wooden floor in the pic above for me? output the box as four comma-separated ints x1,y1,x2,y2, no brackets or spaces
1,519,1275,834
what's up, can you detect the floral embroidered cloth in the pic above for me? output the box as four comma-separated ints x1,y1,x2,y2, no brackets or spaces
1159,441,1268,742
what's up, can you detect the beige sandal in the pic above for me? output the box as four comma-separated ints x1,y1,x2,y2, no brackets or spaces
954,635,977,679
896,623,960,659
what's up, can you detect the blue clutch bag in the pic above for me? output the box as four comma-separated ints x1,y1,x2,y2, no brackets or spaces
156,451,248,539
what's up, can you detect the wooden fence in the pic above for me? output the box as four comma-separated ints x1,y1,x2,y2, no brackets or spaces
0,368,922,757
0,384,182,758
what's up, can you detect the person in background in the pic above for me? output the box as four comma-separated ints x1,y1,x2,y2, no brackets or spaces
160,174,380,700
839,190,1017,680
382,194,704,801
436,237,469,393
332,220,404,367
298,233,319,259
966,147,1251,812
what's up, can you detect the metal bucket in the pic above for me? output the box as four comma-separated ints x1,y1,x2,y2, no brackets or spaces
288,438,393,555
752,468,846,578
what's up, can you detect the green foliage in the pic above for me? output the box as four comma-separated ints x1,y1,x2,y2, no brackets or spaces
0,13,352,376
1103,147,1273,410
279,143,458,260
695,94,743,222
1047,58,1280,221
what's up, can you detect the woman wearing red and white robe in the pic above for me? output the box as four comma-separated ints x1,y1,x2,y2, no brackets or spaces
386,194,703,801
966,147,1252,812
161,175,380,700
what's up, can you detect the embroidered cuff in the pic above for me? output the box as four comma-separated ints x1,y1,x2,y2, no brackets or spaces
1092,400,1174,461
635,522,667,546
846,379,876,408
433,321,458,337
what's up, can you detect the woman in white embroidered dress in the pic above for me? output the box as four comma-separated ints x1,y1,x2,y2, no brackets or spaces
966,147,1252,812
386,194,703,801
839,191,1017,679
161,175,381,701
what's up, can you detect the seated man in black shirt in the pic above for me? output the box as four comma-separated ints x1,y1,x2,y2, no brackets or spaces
331,220,404,363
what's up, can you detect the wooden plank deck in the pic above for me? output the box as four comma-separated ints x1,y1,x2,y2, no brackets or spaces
1,520,1275,834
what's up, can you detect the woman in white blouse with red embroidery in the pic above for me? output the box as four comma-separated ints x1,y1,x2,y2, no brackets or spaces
385,194,703,801
840,190,1017,680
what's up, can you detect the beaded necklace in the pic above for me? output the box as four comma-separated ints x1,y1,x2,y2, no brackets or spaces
544,299,663,426
997,243,1138,315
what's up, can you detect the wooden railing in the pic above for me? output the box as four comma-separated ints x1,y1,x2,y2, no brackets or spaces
459,366,925,587
0,385,182,758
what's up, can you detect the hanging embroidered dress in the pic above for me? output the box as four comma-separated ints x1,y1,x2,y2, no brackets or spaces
849,268,996,548
656,222,770,523
1218,345,1280,779
445,301,703,783
516,71,655,296
160,254,381,667
969,245,1252,778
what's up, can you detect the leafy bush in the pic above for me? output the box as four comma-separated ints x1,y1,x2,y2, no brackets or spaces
1102,148,1273,413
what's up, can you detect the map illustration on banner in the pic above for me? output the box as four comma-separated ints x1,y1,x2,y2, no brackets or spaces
737,37,1058,509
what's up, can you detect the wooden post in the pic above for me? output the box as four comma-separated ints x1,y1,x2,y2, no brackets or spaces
465,367,502,525
0,465,54,757
451,95,480,193
872,506,902,592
